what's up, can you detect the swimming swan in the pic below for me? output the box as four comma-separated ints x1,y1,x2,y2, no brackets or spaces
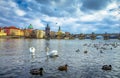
46,47,58,57
29,47,36,53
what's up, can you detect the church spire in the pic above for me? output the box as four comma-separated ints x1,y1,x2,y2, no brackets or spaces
58,26,61,31
46,24,50,28
47,23,49,27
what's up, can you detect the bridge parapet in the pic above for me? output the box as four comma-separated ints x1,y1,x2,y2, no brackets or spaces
77,33,119,40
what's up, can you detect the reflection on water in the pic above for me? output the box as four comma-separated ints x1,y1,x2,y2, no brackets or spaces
0,39,120,78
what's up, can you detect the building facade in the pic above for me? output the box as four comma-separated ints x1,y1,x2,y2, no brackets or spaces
0,27,7,36
36,30,45,39
3,26,24,36
57,26,63,39
50,31,56,39
24,24,34,38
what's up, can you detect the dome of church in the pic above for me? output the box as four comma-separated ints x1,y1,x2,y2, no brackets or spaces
28,24,33,29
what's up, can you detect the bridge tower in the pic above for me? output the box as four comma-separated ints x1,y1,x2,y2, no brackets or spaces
45,24,50,39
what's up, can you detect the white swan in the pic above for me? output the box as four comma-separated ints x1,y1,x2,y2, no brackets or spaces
46,47,58,57
29,47,36,53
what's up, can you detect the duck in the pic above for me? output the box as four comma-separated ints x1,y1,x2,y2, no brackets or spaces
29,47,35,53
110,47,112,50
100,50,103,53
58,64,68,72
84,50,88,53
46,47,58,57
76,49,80,52
30,68,43,75
102,65,112,70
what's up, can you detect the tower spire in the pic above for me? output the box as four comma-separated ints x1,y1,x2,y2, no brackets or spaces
58,26,61,31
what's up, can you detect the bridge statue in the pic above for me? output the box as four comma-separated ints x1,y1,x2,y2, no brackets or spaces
90,32,96,40
79,33,86,39
103,32,110,40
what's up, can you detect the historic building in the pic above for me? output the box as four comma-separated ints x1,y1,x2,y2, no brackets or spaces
64,32,70,39
57,26,64,39
36,30,45,39
3,26,24,36
45,24,50,39
24,24,34,38
50,31,56,39
0,27,7,36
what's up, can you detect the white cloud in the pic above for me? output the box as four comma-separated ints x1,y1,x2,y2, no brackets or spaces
80,15,97,22
0,0,26,17
106,2,120,20
79,9,109,22
9,1,17,8
43,15,77,26
8,0,26,16
15,9,26,16
29,18,45,29
78,1,119,23
79,25,98,33
106,2,118,10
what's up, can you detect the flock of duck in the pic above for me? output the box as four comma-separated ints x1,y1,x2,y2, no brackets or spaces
75,42,119,71
30,64,68,76
29,42,119,76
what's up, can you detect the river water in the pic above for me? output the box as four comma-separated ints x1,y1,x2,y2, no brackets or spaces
0,39,120,78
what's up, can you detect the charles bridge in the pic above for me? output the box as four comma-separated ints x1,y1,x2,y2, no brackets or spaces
75,32,120,40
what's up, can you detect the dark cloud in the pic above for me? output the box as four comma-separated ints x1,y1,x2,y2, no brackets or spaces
80,0,111,12
35,0,74,7
14,0,29,11
0,0,119,33
40,6,58,17
102,17,119,25
35,0,51,5
35,0,76,17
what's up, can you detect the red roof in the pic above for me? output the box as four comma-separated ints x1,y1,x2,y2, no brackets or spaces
3,26,19,30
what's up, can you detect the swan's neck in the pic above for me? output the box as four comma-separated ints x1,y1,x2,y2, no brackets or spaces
46,47,49,55
46,51,49,56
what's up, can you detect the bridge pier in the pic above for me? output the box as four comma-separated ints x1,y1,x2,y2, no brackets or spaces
118,34,120,40
90,32,96,40
79,33,86,39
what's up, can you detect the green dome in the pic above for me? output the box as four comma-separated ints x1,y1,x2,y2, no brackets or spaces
28,24,33,29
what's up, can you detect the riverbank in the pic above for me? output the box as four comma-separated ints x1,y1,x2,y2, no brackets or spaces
0,36,24,39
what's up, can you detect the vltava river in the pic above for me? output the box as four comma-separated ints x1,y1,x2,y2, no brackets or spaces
0,39,120,78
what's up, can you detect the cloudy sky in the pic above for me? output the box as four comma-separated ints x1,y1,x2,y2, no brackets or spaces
0,0,120,34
